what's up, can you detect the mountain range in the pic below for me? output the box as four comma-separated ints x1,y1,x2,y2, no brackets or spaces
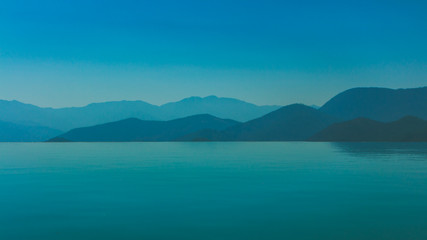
0,96,279,132
1,86,426,142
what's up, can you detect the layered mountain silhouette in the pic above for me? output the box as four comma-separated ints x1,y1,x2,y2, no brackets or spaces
0,120,62,142
320,87,427,121
49,114,239,142
0,100,159,132
179,104,338,141
2,86,427,142
309,116,427,142
0,96,279,131
51,104,339,142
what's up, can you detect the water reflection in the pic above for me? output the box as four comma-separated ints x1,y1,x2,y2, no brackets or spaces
331,142,427,159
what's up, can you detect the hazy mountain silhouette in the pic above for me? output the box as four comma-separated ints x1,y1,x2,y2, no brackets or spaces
3,86,426,142
309,116,427,142
179,104,339,141
50,114,239,142
159,96,279,122
0,97,279,131
0,100,159,131
0,120,62,142
320,87,427,121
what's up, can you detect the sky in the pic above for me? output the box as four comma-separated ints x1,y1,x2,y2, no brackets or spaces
0,0,426,108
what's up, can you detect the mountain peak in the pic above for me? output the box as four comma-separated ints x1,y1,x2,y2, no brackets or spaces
204,95,219,99
172,95,234,103
394,115,425,124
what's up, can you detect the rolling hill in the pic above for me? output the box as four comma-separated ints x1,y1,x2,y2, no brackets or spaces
320,87,427,121
49,114,239,142
179,104,339,141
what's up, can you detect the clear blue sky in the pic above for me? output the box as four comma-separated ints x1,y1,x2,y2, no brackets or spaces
1,0,426,107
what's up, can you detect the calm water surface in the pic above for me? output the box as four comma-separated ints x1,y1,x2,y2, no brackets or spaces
0,142,426,239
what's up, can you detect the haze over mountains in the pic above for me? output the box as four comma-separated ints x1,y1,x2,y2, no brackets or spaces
0,96,278,132
0,121,61,142
1,86,426,142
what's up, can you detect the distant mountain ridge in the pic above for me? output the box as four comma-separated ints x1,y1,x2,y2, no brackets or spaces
159,96,278,122
50,104,338,142
309,116,427,142
0,96,280,131
2,86,427,142
50,114,239,142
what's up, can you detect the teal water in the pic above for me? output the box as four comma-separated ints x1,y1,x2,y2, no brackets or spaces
0,142,426,240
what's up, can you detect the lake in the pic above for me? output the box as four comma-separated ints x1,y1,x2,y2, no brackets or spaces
0,142,426,239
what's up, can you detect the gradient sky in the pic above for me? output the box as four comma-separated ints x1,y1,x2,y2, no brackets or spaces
1,0,426,107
